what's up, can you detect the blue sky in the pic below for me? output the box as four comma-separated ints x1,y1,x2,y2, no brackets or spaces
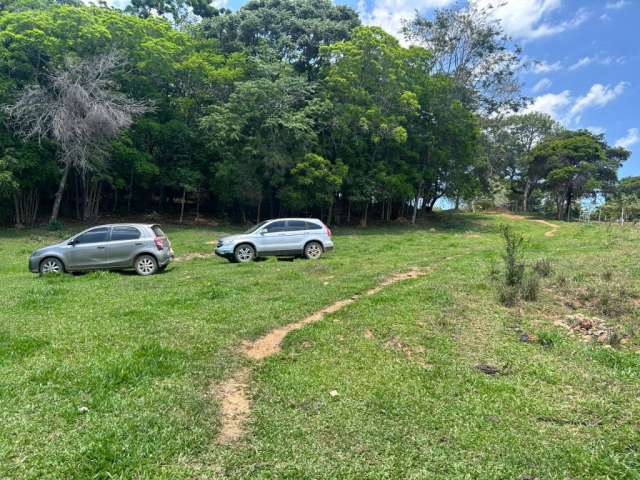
108,0,640,177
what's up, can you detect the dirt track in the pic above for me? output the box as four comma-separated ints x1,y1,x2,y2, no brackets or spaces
212,268,425,444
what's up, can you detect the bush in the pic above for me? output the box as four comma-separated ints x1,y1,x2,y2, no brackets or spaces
47,219,64,231
521,273,540,302
533,257,553,277
497,282,519,307
500,225,525,287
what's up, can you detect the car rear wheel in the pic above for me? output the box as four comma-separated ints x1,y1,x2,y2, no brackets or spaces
304,241,323,260
234,244,255,263
135,254,158,276
40,257,64,275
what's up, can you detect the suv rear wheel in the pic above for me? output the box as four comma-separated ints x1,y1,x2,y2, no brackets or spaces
304,241,323,260
234,244,255,263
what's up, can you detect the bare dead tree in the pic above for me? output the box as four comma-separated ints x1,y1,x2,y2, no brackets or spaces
3,52,153,223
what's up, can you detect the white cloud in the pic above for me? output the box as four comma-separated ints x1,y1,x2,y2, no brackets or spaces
358,0,456,40
473,0,589,40
615,128,640,149
524,82,628,125
569,56,594,70
532,60,562,74
606,1,630,10
532,78,553,93
586,126,606,135
569,82,628,119
524,90,572,120
568,55,625,70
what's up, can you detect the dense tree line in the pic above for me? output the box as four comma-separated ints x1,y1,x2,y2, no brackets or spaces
0,0,630,226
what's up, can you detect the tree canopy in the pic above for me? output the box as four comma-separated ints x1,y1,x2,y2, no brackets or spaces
0,0,629,226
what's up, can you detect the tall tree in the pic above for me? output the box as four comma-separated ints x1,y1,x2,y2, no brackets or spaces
319,26,420,225
402,2,525,114
200,64,317,220
4,52,152,222
200,0,360,78
531,130,628,220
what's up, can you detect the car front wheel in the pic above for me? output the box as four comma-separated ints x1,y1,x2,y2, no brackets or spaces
304,241,323,260
40,257,64,275
135,254,158,276
234,244,255,263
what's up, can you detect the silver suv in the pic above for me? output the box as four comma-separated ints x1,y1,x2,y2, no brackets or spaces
29,224,174,276
214,218,334,262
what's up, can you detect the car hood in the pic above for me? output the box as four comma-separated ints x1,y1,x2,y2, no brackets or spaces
218,234,248,244
32,241,66,256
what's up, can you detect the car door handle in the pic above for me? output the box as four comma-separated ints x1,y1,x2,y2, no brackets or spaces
97,246,106,249
135,242,143,246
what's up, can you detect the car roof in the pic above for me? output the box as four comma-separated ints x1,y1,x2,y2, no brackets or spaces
265,218,322,222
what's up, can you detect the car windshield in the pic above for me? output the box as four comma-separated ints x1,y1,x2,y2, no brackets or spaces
244,221,268,234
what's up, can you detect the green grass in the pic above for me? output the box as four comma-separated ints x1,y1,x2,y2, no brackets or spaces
1,214,639,479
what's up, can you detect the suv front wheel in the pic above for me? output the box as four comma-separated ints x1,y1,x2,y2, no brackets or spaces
234,244,255,263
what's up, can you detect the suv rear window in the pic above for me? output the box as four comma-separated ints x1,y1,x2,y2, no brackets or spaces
111,226,141,241
305,222,323,230
151,225,165,237
287,220,307,231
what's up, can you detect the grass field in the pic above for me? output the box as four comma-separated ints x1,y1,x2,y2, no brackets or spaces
1,213,639,479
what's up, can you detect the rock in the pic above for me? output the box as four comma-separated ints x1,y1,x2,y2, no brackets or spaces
475,364,501,375
78,406,89,414
578,318,594,331
329,390,339,397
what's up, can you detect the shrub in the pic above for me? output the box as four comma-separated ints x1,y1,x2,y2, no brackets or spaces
533,258,553,277
497,282,519,307
601,269,613,282
500,225,526,287
47,219,64,231
521,273,540,302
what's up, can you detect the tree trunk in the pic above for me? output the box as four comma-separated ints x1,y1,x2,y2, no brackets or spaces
327,199,334,226
83,179,101,220
195,189,201,219
50,162,71,224
411,183,423,225
112,186,118,213
14,189,39,226
179,187,186,224
564,188,573,221
347,199,351,225
256,199,262,223
361,201,369,227
127,168,134,214
522,181,532,212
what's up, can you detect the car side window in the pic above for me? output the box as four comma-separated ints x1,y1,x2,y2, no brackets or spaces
74,227,109,244
287,220,306,231
110,226,141,241
305,222,322,230
266,221,286,233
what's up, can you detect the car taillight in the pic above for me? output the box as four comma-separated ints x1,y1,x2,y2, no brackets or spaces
323,224,332,238
154,237,164,250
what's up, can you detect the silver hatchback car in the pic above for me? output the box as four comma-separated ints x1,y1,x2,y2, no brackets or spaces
214,218,334,262
29,224,174,276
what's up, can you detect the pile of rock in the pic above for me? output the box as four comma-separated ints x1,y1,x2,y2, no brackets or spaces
558,314,624,346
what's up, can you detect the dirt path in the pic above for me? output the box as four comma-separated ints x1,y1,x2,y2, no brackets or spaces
212,267,425,444
174,252,213,262
500,213,560,237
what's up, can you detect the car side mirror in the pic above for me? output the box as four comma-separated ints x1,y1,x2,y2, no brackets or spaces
260,229,268,234
68,239,76,246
